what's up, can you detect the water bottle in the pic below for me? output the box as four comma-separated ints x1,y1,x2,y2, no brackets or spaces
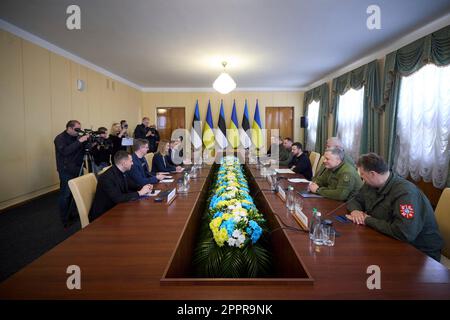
286,185,295,211
183,172,190,191
312,211,324,245
309,208,317,240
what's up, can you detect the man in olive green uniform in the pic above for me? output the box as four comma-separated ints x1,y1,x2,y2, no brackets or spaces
268,136,291,165
346,153,443,261
315,137,355,177
309,147,362,201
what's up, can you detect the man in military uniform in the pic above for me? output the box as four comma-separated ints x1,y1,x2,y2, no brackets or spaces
315,137,355,178
346,153,443,261
309,147,362,201
267,136,291,165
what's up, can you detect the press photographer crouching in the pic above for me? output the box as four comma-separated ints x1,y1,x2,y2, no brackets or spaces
54,120,89,227
90,127,113,174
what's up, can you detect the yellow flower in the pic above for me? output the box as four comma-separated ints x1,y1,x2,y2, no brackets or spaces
222,213,232,220
209,217,222,230
214,228,228,247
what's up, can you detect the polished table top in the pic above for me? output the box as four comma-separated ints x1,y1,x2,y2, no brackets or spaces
0,165,449,299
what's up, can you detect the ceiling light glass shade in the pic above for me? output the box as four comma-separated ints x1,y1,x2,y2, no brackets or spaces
213,72,236,94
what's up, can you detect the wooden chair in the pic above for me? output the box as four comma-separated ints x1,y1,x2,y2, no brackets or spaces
435,187,450,267
145,152,154,172
97,165,111,176
309,151,320,178
316,155,325,175
68,173,97,229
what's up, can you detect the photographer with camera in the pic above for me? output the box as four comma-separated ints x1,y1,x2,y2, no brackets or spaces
134,117,160,153
120,120,129,137
90,127,113,174
54,120,89,227
109,122,127,163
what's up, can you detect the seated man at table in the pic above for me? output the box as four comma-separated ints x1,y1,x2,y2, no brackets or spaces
346,153,443,261
152,140,184,174
267,136,291,165
315,137,355,177
129,138,165,185
280,137,294,166
288,142,313,180
309,147,362,200
89,151,153,222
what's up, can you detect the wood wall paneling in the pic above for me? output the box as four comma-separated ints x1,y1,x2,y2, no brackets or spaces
0,31,27,202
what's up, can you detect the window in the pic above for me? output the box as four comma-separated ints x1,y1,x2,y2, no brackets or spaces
306,100,320,151
395,63,450,188
336,87,365,161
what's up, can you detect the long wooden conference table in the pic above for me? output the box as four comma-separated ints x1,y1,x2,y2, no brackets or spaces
0,164,449,299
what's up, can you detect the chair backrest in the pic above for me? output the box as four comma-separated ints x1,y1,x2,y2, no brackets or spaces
68,173,97,229
435,188,450,258
98,165,111,176
309,151,320,177
145,152,154,172
316,155,325,175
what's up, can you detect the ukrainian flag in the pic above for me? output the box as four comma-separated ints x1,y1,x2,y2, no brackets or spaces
228,100,240,149
252,99,263,149
202,100,215,150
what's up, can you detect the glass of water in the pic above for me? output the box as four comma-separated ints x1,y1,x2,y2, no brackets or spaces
323,225,336,246
294,195,303,213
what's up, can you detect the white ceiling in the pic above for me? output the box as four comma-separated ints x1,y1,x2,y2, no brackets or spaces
1,0,450,90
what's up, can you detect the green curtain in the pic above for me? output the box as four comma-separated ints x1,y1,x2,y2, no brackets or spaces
303,83,329,153
330,60,382,155
383,25,450,168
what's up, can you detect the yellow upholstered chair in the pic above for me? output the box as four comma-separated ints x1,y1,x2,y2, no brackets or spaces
316,155,325,175
309,151,320,178
435,188,450,267
68,173,97,229
97,165,111,175
145,152,154,172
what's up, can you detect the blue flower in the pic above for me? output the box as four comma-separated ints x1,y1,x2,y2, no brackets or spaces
248,220,262,243
221,219,235,236
213,211,223,219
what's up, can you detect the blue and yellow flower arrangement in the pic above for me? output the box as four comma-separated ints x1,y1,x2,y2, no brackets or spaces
194,157,272,277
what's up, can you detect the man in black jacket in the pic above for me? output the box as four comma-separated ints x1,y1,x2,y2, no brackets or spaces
288,142,313,180
134,117,160,152
54,120,89,226
89,151,153,222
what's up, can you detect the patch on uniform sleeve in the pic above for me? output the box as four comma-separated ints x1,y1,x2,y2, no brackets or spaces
343,174,350,183
399,204,415,219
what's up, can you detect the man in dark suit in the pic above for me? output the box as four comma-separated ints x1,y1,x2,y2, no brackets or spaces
54,120,89,227
288,142,313,180
89,151,153,222
129,139,165,185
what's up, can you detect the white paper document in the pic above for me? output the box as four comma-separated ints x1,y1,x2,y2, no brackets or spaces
275,169,296,174
288,178,310,183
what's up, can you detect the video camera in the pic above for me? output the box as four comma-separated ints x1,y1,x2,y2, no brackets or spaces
75,128,112,150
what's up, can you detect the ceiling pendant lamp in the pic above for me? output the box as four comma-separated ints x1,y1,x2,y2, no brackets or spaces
213,61,236,94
